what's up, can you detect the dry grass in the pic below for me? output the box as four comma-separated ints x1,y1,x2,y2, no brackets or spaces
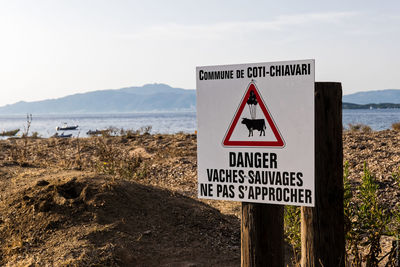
392,122,400,131
347,123,372,133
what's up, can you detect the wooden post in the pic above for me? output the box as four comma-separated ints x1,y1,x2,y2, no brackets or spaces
301,82,344,267
241,203,284,267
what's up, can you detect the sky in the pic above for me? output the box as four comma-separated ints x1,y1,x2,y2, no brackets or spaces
0,0,399,106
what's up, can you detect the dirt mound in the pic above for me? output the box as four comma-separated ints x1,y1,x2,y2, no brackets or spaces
0,173,240,266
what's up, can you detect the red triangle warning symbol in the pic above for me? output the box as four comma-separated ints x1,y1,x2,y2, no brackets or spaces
223,82,285,147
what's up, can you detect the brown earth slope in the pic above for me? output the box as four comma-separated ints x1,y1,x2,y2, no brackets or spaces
0,172,239,266
0,134,241,266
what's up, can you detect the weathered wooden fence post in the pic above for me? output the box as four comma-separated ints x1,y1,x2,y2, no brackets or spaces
301,82,344,267
241,203,284,267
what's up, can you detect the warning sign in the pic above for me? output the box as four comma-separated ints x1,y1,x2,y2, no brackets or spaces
223,81,284,147
196,60,315,207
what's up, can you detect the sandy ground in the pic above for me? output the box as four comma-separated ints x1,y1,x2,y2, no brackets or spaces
0,131,399,266
0,134,242,266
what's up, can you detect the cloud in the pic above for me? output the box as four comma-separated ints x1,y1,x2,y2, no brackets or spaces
120,11,358,41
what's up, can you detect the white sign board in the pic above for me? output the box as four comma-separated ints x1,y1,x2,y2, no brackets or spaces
196,60,315,207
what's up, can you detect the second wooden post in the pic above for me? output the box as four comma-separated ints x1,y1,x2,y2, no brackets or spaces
301,82,344,267
241,203,284,267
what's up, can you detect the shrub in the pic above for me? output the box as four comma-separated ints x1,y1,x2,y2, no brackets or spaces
95,136,143,180
361,125,372,133
348,123,372,133
22,114,32,138
345,163,391,266
392,122,400,131
348,123,362,132
284,205,301,265
31,132,40,139
120,129,138,138
139,125,152,135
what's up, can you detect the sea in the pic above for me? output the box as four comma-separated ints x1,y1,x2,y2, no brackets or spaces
1,109,400,138
0,112,196,138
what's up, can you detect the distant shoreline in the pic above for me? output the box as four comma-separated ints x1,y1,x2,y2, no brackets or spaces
343,102,400,109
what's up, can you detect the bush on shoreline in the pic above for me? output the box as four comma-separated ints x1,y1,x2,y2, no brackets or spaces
347,123,372,133
392,122,400,131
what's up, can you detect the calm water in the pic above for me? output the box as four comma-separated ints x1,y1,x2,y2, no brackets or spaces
0,112,196,138
343,109,400,130
0,109,399,138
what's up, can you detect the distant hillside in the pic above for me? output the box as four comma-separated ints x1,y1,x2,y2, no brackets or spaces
3,86,399,114
343,89,400,104
0,84,196,114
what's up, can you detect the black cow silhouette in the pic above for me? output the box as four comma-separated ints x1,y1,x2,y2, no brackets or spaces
241,118,266,137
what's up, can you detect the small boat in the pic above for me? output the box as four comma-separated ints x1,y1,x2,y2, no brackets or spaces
0,129,20,137
56,123,78,131
53,132,72,138
86,129,108,136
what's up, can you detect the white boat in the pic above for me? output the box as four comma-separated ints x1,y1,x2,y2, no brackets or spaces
56,123,79,131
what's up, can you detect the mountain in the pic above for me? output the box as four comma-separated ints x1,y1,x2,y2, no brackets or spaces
343,89,400,105
3,86,399,114
0,84,196,114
